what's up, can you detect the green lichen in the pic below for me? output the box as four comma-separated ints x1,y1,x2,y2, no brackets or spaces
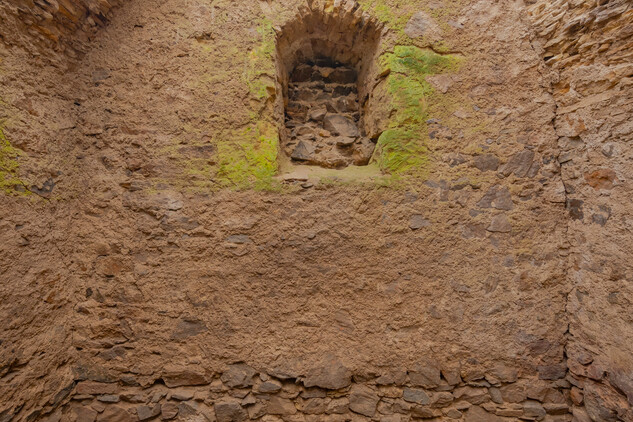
244,18,276,101
0,125,29,196
213,17,280,190
358,0,412,32
373,46,461,175
215,121,279,190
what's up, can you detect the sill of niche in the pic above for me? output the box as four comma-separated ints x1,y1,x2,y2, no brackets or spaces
276,160,386,184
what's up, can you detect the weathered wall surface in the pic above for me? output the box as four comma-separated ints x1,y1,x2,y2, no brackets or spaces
1,0,628,420
0,0,123,57
529,0,633,421
0,0,99,416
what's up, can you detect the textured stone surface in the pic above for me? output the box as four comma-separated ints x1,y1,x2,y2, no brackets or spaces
0,0,124,56
349,385,379,417
528,0,633,419
1,0,628,420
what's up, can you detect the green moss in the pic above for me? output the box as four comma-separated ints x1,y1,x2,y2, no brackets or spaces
373,46,460,175
358,0,412,31
211,17,281,190
244,17,276,101
0,125,29,196
215,121,279,190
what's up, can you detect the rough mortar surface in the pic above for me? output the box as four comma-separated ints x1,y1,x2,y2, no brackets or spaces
0,0,631,421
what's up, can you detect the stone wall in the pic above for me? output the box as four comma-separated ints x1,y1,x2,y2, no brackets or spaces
0,0,123,56
49,360,572,421
528,1,633,421
4,0,631,421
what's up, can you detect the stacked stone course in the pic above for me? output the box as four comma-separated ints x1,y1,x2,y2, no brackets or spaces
49,360,573,421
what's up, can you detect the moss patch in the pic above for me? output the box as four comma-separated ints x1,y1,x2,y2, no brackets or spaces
358,0,413,33
373,46,460,175
214,17,280,190
0,126,29,196
244,18,276,102
216,121,279,190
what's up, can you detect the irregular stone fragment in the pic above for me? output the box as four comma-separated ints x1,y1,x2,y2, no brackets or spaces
308,107,327,122
221,363,257,388
137,404,161,421
487,214,512,233
567,199,584,220
500,150,535,178
267,396,297,415
431,392,454,408
537,364,567,380
349,384,379,417
487,365,518,383
402,388,430,405
409,360,441,388
335,136,355,147
300,398,327,414
303,353,351,390
477,186,513,211
72,407,97,422
162,365,209,387
76,382,119,395
98,406,134,422
291,140,316,161
161,402,179,420
409,214,431,230
380,416,405,422
427,74,454,93
543,403,569,415
461,366,485,382
445,408,462,419
96,394,119,403
584,169,616,190
464,405,503,422
441,367,462,386
454,386,489,404
226,235,251,245
495,407,523,417
489,387,503,404
608,368,633,406
352,137,376,166
411,406,439,419
256,379,282,393
571,386,584,405
171,389,194,401
572,407,593,422
473,154,500,172
583,381,625,422
323,114,360,138
301,388,327,398
523,400,546,420
214,400,248,422
326,68,357,84
500,384,526,403
326,398,349,414
376,369,407,386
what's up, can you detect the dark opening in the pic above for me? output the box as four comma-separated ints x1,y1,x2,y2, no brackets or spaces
284,57,374,169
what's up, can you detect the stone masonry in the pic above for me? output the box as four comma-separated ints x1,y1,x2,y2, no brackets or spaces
0,0,631,421
284,58,375,168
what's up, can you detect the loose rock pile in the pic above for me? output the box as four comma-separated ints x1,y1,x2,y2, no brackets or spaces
283,58,376,169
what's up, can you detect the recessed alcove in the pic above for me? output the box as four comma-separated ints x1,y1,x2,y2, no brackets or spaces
275,4,383,169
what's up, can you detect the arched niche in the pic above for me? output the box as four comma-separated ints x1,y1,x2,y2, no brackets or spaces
274,2,383,169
